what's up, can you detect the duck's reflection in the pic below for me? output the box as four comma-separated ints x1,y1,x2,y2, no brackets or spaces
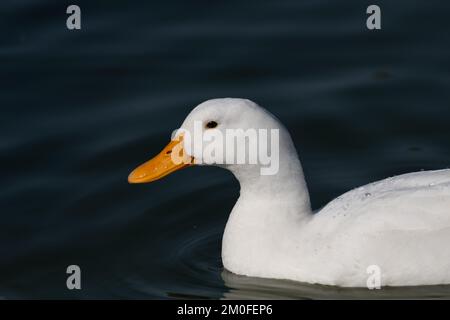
221,269,450,299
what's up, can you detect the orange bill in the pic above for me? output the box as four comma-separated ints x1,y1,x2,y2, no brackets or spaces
128,136,194,184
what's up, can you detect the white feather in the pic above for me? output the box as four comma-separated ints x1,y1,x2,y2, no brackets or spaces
179,98,450,287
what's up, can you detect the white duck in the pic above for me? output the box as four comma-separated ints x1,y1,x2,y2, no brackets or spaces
129,98,450,287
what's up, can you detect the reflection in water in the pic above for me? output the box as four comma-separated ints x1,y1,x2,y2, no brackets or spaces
221,270,450,299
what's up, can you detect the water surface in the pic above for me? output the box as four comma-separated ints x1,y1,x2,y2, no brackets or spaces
1,0,450,299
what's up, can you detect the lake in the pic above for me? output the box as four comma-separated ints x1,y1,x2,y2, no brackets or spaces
1,0,450,298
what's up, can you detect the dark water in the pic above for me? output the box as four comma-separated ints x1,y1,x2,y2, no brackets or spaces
1,0,450,299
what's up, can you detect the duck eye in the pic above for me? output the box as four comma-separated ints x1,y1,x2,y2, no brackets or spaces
205,121,218,129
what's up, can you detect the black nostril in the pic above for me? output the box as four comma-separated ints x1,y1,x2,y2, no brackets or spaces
166,150,172,155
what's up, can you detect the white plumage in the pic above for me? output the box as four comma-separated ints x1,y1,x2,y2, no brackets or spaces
146,98,450,287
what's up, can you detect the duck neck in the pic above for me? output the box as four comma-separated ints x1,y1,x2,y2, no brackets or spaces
227,136,312,220
222,140,312,276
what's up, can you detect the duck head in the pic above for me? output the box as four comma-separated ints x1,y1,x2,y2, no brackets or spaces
128,98,295,184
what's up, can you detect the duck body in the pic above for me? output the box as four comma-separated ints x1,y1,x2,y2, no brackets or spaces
223,168,450,287
129,98,450,287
